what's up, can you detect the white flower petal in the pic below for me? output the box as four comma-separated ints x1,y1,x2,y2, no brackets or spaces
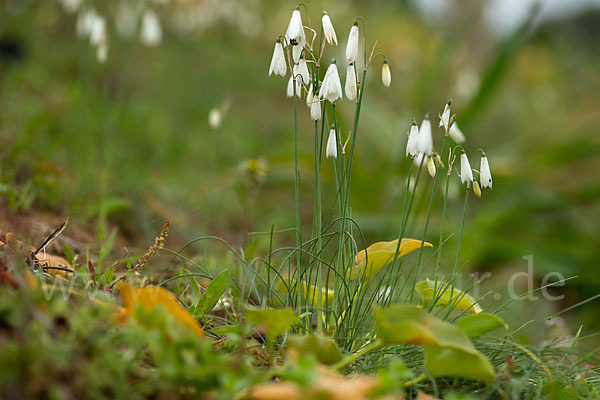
326,129,337,159
460,153,474,184
345,63,357,100
346,24,359,63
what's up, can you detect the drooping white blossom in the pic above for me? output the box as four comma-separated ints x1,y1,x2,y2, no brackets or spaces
310,97,322,121
460,153,474,185
292,44,303,64
321,12,338,45
480,156,492,189
345,63,357,101
140,10,162,46
89,15,106,46
417,116,434,156
285,8,305,47
306,86,313,108
285,8,305,63
406,121,419,158
294,58,310,85
346,22,359,63
208,108,222,130
448,122,466,143
286,76,301,98
59,0,81,13
381,59,391,88
319,61,343,103
268,39,287,77
76,9,98,38
326,128,338,159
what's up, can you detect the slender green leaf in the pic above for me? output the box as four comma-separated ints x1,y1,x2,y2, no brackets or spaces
183,269,201,307
195,269,229,317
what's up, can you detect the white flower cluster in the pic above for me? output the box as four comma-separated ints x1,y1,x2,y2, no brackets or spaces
268,8,393,160
405,101,493,194
74,6,164,63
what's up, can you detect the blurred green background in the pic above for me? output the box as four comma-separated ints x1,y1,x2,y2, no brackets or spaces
1,0,599,341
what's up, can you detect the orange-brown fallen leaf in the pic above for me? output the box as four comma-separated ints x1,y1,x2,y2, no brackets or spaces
250,367,379,400
35,253,72,277
118,282,204,338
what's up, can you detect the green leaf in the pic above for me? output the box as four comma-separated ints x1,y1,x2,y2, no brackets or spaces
286,335,343,365
457,313,508,339
194,269,229,317
415,279,483,313
374,305,495,385
183,269,201,308
246,308,299,341
424,346,495,385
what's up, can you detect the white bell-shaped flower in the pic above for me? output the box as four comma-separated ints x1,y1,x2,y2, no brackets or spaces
449,122,466,143
406,121,419,158
286,8,305,63
310,97,322,121
294,58,310,85
460,153,474,185
321,12,338,45
268,39,287,77
319,61,343,103
286,77,301,98
76,9,98,38
285,8,305,47
346,22,359,63
292,44,304,64
345,63,357,100
480,156,492,189
306,86,313,108
326,128,338,159
89,15,106,46
140,10,162,46
381,59,391,88
208,108,222,130
417,116,434,156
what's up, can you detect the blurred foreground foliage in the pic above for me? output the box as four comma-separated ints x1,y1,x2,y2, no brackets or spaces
0,0,599,352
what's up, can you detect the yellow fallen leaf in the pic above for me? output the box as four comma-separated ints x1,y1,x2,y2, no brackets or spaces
415,279,482,313
118,282,204,338
347,238,433,281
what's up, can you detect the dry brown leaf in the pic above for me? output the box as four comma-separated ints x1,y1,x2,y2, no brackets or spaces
417,392,438,400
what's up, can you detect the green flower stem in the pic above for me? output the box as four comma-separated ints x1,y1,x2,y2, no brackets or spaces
330,338,384,372
292,75,302,318
433,157,452,306
446,187,469,318
409,137,448,303
335,69,367,338
402,373,428,388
